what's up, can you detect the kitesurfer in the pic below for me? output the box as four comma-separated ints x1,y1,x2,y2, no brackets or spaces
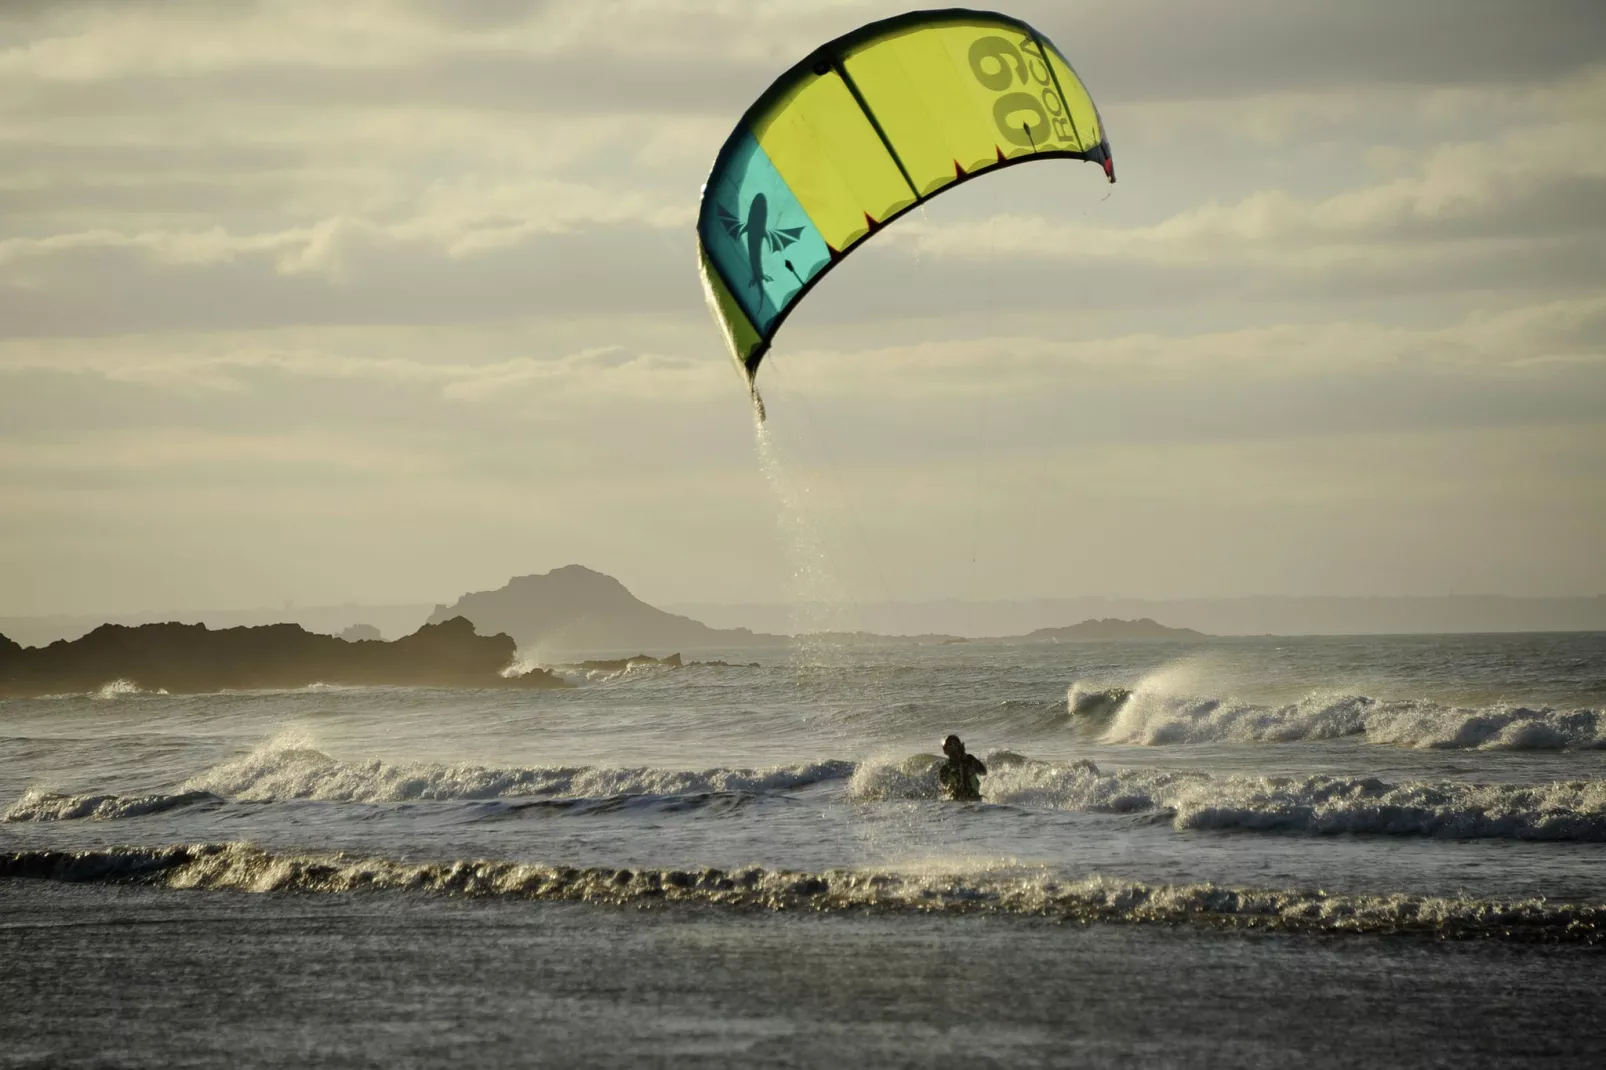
938,734,987,802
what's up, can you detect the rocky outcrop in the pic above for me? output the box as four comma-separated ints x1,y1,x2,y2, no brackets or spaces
549,653,763,674
0,616,562,697
564,653,684,673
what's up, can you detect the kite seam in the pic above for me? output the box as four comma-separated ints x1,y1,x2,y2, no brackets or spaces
827,54,924,207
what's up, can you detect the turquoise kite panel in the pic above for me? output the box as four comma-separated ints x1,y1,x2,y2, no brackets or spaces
698,132,832,335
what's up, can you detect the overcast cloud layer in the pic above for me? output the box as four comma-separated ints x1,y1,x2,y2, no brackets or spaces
2,0,1603,614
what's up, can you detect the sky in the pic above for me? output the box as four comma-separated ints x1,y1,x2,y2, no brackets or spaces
1,0,1603,615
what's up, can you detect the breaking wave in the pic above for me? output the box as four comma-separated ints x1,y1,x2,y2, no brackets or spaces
13,744,1605,843
1066,676,1606,750
178,744,854,805
850,754,1606,842
2,842,1599,942
2,789,222,823
93,679,169,699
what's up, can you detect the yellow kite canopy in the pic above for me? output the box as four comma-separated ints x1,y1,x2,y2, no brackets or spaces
697,8,1112,383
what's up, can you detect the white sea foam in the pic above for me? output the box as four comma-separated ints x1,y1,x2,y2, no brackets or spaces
4,842,1599,942
569,660,680,685
16,738,1603,843
91,679,169,699
849,753,1606,842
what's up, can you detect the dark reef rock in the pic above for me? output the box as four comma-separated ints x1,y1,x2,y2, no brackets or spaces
0,616,562,697
567,653,685,673
553,653,762,674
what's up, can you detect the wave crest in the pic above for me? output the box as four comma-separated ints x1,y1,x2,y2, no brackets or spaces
3,843,1599,942
180,745,854,805
18,744,1605,844
1073,675,1606,750
849,755,1606,842
2,789,221,823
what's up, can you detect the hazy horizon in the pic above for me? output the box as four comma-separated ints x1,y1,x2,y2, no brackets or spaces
3,560,1603,647
3,1,1603,617
2,558,1603,622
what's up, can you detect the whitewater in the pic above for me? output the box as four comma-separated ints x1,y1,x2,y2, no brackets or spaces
4,630,1605,1066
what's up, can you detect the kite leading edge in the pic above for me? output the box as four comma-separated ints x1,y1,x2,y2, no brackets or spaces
697,7,1112,396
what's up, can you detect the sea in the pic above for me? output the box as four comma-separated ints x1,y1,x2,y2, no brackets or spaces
3,631,1605,1067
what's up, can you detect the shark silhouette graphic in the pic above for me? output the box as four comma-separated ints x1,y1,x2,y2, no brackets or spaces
716,194,807,294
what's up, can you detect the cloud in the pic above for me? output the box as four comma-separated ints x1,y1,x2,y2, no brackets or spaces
4,3,1599,342
0,426,448,481
1021,0,1606,102
1,0,1602,611
790,296,1606,381
4,299,1599,469
896,105,1606,263
0,173,691,266
8,1,1601,94
0,329,733,407
0,221,706,337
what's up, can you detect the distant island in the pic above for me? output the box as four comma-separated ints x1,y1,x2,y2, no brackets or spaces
7,586,1601,650
1023,618,1205,641
427,565,1208,654
0,616,562,698
426,565,783,653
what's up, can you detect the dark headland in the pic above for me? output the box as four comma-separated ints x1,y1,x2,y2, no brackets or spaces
0,616,560,698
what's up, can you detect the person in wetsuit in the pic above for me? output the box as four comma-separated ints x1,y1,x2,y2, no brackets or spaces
937,734,987,802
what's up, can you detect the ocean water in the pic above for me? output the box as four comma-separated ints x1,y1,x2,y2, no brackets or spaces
4,631,1606,1067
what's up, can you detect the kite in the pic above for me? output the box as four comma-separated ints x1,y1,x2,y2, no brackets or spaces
696,8,1113,392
